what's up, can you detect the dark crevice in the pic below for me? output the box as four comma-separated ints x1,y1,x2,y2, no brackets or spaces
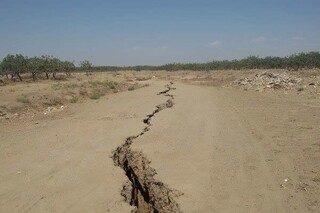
112,82,182,213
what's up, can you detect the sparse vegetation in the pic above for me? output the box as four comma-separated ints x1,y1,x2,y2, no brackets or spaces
64,83,79,89
128,86,135,91
89,93,100,100
16,95,30,104
89,87,107,99
79,88,88,96
43,97,65,106
86,80,117,89
52,82,63,90
70,96,79,103
90,92,103,100
297,87,305,92
80,60,93,76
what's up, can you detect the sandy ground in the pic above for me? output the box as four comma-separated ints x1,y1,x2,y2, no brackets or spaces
133,82,320,212
0,81,165,212
0,71,320,212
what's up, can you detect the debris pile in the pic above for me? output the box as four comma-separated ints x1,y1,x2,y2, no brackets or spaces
234,72,302,91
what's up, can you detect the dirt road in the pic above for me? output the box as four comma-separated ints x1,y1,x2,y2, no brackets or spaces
1,80,319,212
132,82,318,212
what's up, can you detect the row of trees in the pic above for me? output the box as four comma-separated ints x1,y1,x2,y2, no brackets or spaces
93,52,320,71
1,52,319,80
0,54,92,81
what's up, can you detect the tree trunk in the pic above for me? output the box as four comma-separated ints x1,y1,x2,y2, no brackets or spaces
5,74,8,79
53,72,56,79
32,72,36,81
17,72,23,81
45,72,49,79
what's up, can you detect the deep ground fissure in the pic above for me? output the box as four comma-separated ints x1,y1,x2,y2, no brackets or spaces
112,82,182,213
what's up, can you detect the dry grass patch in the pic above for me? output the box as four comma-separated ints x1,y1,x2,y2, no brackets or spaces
16,95,30,104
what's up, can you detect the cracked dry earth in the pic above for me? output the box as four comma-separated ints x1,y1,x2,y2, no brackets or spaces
112,82,182,213
1,80,320,212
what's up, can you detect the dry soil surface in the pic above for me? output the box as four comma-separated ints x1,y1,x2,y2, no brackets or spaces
1,78,319,212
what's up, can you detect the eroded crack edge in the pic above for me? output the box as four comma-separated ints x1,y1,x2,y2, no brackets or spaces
112,82,183,213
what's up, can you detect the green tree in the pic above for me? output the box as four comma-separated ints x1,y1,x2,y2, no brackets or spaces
26,57,43,81
1,54,27,81
63,61,75,77
40,55,54,79
51,58,63,79
80,60,93,76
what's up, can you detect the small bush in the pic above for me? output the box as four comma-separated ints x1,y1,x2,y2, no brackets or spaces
52,83,62,90
64,83,78,89
70,96,79,103
89,93,101,100
89,89,106,100
44,97,65,106
108,83,115,89
98,80,118,89
136,76,151,81
16,95,30,104
88,81,99,88
128,86,135,91
79,88,88,96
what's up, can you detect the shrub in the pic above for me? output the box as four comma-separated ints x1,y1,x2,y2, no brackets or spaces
89,89,106,100
52,83,62,90
89,93,101,100
16,95,30,104
108,83,115,89
64,83,78,89
70,96,79,103
88,81,99,88
79,88,88,96
43,96,65,106
97,80,117,89
128,86,135,91
297,87,304,92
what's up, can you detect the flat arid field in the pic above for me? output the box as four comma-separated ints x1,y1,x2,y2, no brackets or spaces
1,70,320,212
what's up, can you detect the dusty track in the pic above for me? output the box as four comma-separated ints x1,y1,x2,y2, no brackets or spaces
1,80,319,212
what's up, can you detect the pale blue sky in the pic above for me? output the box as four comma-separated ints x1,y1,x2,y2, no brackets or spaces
1,0,320,65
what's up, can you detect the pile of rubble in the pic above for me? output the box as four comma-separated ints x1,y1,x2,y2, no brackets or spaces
234,72,302,91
